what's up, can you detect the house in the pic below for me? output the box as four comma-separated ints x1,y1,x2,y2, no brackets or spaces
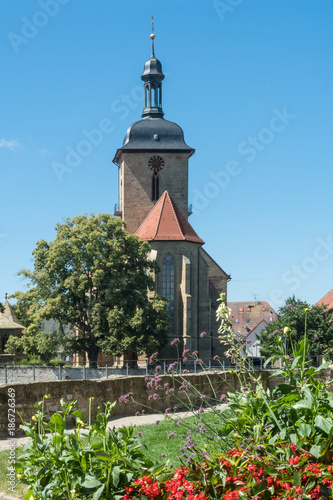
228,301,277,358
0,295,24,362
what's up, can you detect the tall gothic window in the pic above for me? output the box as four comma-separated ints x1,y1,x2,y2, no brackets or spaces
163,255,174,323
152,172,159,201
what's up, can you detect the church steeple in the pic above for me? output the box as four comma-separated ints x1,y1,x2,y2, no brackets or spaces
141,27,165,118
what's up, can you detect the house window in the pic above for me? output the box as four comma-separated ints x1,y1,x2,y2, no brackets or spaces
239,307,244,312
163,255,174,323
262,307,266,311
40,322,45,331
269,317,273,322
235,318,239,323
49,321,55,331
246,318,250,323
247,307,251,312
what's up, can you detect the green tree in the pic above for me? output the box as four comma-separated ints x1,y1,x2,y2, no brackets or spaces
259,296,333,359
6,214,170,366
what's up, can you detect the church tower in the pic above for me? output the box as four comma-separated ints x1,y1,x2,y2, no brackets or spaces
113,31,230,359
113,33,194,234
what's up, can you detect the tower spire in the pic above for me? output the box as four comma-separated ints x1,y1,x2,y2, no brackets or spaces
141,18,164,118
151,16,155,56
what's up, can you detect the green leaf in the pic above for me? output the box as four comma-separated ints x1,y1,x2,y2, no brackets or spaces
293,471,301,486
251,480,268,496
313,360,331,374
253,424,260,443
79,474,102,489
264,357,273,368
309,444,321,458
291,356,301,370
81,454,87,472
92,485,105,500
73,410,85,421
320,433,333,457
314,415,332,434
112,466,121,488
292,401,312,410
269,434,278,445
48,413,65,433
24,489,34,500
298,423,313,438
289,433,297,444
94,450,113,462
275,383,295,395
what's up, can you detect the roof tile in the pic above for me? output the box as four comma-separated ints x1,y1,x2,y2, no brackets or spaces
135,191,204,244
315,289,333,312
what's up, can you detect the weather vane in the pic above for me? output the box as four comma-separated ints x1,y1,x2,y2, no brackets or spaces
150,16,156,54
150,16,156,40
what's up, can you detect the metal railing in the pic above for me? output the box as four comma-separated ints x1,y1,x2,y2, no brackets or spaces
0,356,324,384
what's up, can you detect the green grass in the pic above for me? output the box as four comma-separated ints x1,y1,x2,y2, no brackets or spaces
136,411,228,467
0,448,27,499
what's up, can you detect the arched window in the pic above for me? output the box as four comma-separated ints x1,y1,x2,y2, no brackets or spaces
163,255,175,322
145,85,149,108
152,172,159,201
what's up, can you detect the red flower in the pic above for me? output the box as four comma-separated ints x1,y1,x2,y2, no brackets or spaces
305,463,322,475
280,482,292,490
223,491,240,500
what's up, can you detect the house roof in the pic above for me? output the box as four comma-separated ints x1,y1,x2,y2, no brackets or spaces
315,289,333,312
135,190,204,244
0,299,24,330
227,300,277,338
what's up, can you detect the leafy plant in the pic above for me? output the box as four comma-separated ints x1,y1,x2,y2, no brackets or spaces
16,397,153,499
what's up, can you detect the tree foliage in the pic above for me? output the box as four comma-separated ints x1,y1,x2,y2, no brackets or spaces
6,214,170,366
259,296,333,359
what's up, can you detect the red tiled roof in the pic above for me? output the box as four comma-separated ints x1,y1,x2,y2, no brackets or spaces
315,289,333,312
135,191,204,244
227,301,278,338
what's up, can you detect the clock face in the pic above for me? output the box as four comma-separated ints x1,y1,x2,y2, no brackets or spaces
149,155,165,172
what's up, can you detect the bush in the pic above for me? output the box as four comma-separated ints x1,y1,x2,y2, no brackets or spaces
16,397,153,499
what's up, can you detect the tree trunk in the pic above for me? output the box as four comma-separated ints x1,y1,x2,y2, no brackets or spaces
87,346,99,368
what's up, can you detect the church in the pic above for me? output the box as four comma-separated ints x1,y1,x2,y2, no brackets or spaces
112,33,230,360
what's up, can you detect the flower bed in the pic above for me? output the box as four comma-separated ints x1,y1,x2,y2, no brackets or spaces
121,445,333,499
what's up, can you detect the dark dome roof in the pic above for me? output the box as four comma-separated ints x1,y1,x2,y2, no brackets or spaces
142,55,164,81
113,117,194,163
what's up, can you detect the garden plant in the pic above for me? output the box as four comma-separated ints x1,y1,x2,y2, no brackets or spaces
15,296,333,499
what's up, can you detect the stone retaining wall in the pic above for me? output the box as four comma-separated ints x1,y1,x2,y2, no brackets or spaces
0,369,332,436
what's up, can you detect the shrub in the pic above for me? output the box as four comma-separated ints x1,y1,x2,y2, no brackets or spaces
16,397,153,499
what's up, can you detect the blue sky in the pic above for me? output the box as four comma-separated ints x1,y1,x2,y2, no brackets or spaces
0,0,332,311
